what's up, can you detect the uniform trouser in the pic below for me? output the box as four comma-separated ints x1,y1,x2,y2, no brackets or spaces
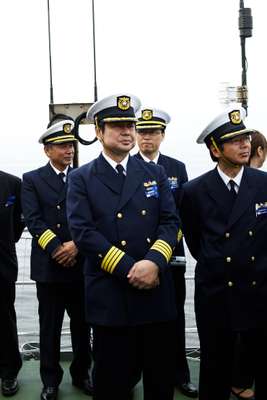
0,280,22,379
92,321,176,400
172,268,190,384
232,331,254,388
197,323,267,400
36,281,92,387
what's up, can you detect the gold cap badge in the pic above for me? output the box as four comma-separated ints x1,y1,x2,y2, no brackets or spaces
63,123,72,133
229,110,241,125
142,109,153,120
117,96,130,111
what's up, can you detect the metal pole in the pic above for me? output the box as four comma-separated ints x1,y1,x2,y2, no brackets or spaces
47,0,54,105
92,0,98,102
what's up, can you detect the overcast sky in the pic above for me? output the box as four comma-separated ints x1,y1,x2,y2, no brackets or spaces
1,0,266,179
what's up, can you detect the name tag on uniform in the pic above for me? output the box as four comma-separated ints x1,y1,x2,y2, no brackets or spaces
168,176,178,191
255,202,267,216
144,180,159,198
5,195,16,207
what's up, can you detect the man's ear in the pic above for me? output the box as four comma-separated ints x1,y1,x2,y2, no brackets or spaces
257,146,264,158
44,145,50,157
96,126,103,144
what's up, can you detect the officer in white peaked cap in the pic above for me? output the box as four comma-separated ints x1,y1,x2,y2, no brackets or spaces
180,106,267,400
22,117,93,399
67,95,179,400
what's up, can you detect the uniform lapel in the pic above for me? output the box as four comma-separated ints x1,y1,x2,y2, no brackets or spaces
94,154,122,194
117,156,145,210
39,163,68,203
135,152,143,161
158,154,168,170
227,168,254,228
205,168,231,220
39,163,61,194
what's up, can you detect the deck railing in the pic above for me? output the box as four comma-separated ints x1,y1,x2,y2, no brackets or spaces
16,231,199,357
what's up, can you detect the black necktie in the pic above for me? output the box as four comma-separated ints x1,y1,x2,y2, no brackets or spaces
58,172,66,184
116,164,125,191
149,160,155,164
229,179,237,207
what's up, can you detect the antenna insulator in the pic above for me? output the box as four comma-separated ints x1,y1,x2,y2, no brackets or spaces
239,7,253,38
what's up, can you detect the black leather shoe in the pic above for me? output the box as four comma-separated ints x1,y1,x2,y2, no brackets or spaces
72,378,94,396
1,378,19,397
177,381,198,398
40,386,58,400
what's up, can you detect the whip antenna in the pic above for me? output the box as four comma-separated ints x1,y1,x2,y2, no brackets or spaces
47,0,54,105
92,0,98,102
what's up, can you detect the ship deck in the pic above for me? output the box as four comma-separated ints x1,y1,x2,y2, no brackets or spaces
8,358,200,400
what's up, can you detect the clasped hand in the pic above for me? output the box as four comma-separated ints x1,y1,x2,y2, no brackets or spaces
127,260,160,290
52,241,78,267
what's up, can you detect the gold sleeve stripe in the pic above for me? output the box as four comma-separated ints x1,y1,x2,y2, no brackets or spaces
150,239,172,262
102,247,117,269
177,229,183,242
105,248,121,273
154,239,172,257
109,251,125,274
101,246,125,273
151,244,172,262
38,229,56,250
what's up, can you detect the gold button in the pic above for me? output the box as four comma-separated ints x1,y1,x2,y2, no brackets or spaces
252,281,256,286
98,254,103,258
249,230,253,236
226,257,231,263
117,213,123,219
35,235,39,238
141,209,147,216
146,237,151,243
56,223,61,228
228,281,233,287
225,232,230,238
251,256,255,261
57,205,61,210
121,240,127,246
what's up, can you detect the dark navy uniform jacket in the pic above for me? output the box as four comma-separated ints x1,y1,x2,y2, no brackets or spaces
67,154,179,326
180,166,267,331
135,152,188,270
0,171,24,282
22,163,83,283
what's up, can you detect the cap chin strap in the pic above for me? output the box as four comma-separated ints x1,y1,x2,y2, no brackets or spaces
95,116,99,130
210,136,239,169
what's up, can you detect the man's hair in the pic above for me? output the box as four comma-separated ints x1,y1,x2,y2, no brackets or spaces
98,120,105,131
209,144,224,162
